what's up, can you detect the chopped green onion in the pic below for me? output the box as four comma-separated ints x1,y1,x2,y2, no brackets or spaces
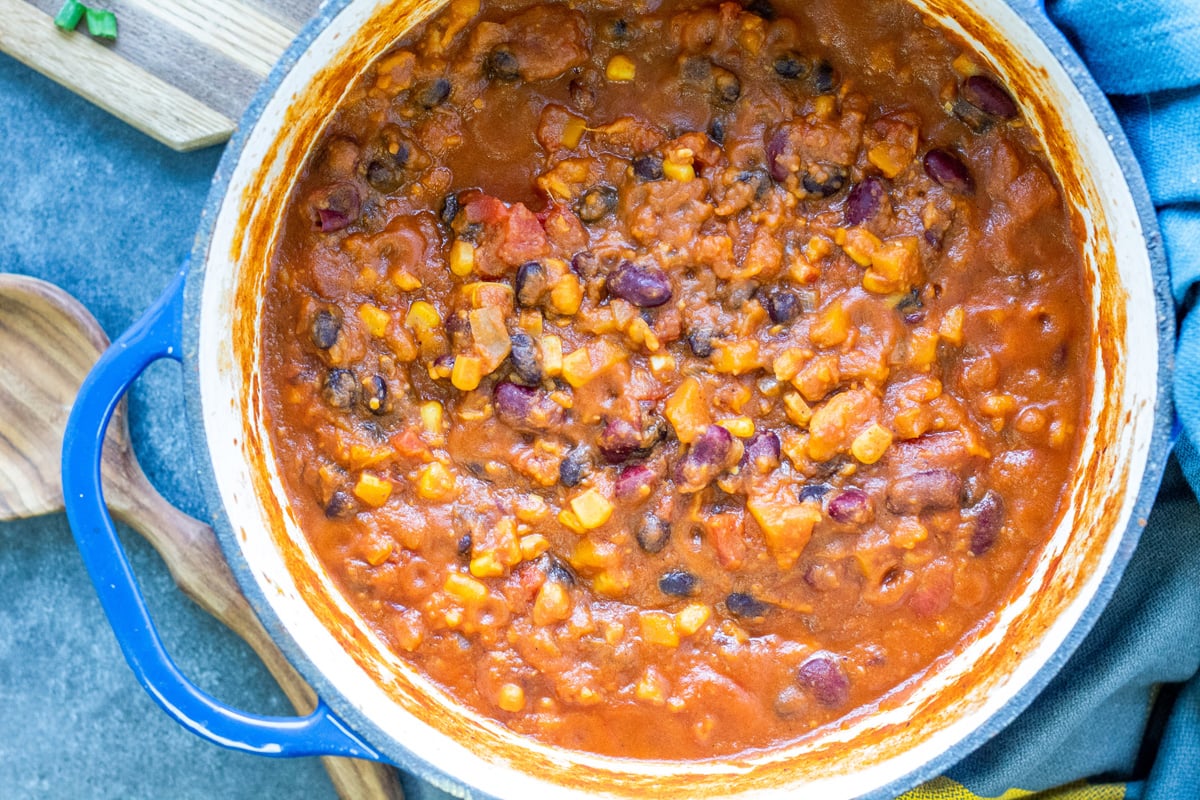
53,0,85,31
84,7,117,40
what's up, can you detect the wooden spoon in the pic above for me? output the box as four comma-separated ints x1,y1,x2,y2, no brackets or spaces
0,273,403,800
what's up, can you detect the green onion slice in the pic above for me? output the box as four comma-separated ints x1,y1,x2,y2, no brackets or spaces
84,7,118,40
53,0,85,31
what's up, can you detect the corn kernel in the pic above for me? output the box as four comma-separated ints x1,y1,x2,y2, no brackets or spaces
416,461,457,502
606,54,636,82
352,473,392,507
561,115,587,148
444,571,487,604
451,354,483,391
674,603,712,636
470,551,505,578
533,581,572,625
592,569,630,596
449,240,475,276
893,517,929,549
364,537,393,567
773,348,807,382
515,494,550,523
358,304,391,338
570,538,609,569
717,417,756,438
420,401,445,438
842,227,883,266
541,334,563,376
663,149,696,182
851,423,893,465
649,352,676,377
558,508,587,534
939,305,965,345
641,611,680,647
561,347,594,388
392,271,422,291
867,144,910,179
636,668,669,705
406,300,441,332
570,489,614,530
549,273,583,315
520,533,551,560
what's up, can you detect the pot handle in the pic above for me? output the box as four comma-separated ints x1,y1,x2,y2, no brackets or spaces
61,263,384,762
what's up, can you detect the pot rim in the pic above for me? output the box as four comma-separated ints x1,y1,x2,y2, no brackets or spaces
180,0,1176,796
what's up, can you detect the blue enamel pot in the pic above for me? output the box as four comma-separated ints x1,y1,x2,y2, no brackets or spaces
61,0,1174,797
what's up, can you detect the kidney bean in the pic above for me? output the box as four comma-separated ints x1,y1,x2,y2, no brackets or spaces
484,47,520,81
659,569,698,597
576,185,618,223
886,469,964,515
509,332,543,385
633,154,664,181
766,129,790,183
313,184,361,232
801,164,848,198
310,309,342,350
559,446,591,487
676,424,735,492
764,290,801,324
827,488,873,525
726,592,768,618
324,490,355,518
363,375,389,415
743,431,781,473
845,176,885,225
773,51,808,79
615,464,657,502
961,75,1018,120
924,149,975,194
637,513,672,553
968,490,1005,555
607,261,673,307
798,483,833,503
515,261,548,307
322,369,357,409
796,653,850,707
494,382,566,433
598,418,643,463
712,67,742,105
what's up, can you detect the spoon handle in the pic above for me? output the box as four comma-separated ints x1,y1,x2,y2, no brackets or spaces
105,458,404,800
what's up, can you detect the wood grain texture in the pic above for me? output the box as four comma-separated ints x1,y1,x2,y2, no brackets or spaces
0,0,321,150
0,274,404,800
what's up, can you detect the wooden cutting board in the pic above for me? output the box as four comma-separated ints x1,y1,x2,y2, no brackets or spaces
0,0,321,150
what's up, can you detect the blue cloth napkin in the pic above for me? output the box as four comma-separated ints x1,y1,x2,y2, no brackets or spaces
913,1,1200,798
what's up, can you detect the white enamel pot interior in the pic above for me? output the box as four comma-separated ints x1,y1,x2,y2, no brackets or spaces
185,0,1171,797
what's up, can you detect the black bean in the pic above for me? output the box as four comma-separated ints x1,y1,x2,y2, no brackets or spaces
764,290,801,325
571,250,600,280
774,685,806,717
637,514,672,554
813,60,839,94
494,382,566,432
607,261,673,308
712,67,741,105
559,446,591,487
886,469,964,515
363,375,388,415
796,653,850,707
924,148,975,194
310,309,342,350
845,176,885,226
744,0,776,20
322,369,357,409
726,592,768,618
968,490,1005,555
483,47,520,81
676,424,735,493
801,164,848,198
576,185,618,223
597,418,642,464
681,56,712,83
456,533,473,555
416,78,451,109
708,118,726,145
324,490,355,518
515,261,548,307
687,326,714,358
569,78,596,111
659,569,698,597
773,51,808,79
798,483,832,503
633,154,664,181
508,332,543,385
607,18,631,42
615,464,657,501
961,75,1019,120
827,488,873,525
439,193,460,228
896,287,923,316
445,311,471,350
743,431,781,472
543,554,577,585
